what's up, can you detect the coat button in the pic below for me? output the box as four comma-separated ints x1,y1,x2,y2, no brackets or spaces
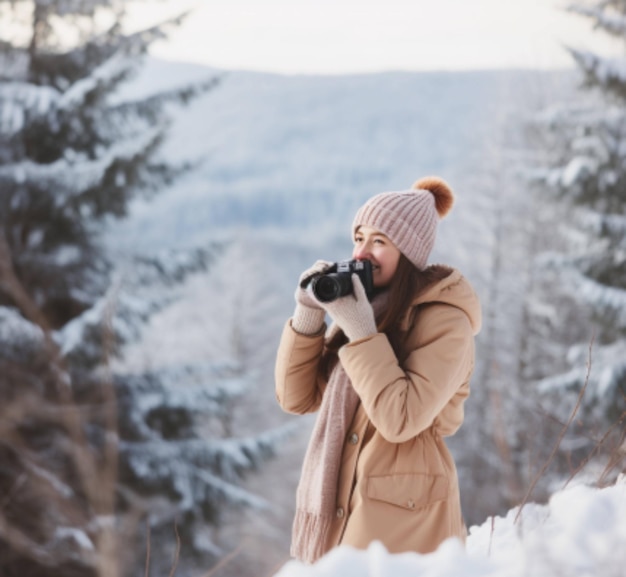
336,507,344,519
407,499,416,510
349,433,359,445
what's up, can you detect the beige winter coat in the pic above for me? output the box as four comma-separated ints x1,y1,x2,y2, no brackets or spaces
275,267,482,556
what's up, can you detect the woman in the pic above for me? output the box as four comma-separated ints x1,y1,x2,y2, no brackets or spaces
275,177,481,563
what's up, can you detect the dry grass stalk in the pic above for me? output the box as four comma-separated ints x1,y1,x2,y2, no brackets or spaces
145,519,152,577
197,542,246,577
490,388,523,504
562,410,626,489
597,413,626,485
168,522,181,577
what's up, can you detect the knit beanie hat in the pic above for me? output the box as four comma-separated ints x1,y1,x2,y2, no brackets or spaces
352,176,454,270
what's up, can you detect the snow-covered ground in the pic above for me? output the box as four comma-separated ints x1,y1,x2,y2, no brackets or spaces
274,478,626,577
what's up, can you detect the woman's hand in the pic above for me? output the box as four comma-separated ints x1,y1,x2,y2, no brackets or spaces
292,260,333,335
295,260,333,309
313,274,377,342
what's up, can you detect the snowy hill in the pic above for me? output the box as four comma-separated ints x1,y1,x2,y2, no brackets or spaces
108,59,575,276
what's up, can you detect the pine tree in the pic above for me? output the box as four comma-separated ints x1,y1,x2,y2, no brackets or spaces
0,0,215,328
0,2,287,575
525,0,626,490
67,248,292,574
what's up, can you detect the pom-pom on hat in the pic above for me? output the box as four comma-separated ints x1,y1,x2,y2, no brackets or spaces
351,176,454,270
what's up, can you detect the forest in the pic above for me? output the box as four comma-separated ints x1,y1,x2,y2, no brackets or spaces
0,1,624,576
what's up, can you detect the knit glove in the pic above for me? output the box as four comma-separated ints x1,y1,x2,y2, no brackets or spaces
313,274,377,342
291,260,333,335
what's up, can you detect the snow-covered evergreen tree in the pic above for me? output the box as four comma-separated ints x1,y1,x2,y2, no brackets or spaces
0,0,216,328
524,0,626,491
0,2,282,575
108,236,308,575
67,248,292,574
447,76,567,523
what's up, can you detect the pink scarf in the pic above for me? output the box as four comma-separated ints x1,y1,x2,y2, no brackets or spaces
290,291,389,563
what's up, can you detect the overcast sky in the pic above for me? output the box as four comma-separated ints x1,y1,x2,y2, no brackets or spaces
134,0,620,75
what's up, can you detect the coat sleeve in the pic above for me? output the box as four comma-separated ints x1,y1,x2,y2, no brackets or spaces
274,319,327,415
338,304,474,443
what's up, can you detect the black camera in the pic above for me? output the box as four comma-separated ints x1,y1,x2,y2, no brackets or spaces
301,259,375,303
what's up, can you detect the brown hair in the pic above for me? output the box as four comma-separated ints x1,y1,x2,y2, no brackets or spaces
319,255,451,378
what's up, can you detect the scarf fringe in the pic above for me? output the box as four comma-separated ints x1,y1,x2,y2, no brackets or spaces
290,509,332,564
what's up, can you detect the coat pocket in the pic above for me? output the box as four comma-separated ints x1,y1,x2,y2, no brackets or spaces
367,473,449,511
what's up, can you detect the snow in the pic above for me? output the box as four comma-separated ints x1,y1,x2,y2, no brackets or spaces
581,211,626,240
274,479,626,577
24,460,75,499
0,82,59,135
568,3,626,37
597,359,626,398
0,127,161,197
195,469,269,510
54,527,95,551
57,247,216,366
59,53,130,110
0,306,45,361
537,365,583,395
568,268,626,325
276,540,486,577
570,48,626,86
560,155,597,187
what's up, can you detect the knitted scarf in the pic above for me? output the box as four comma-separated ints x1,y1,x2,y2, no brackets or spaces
290,291,389,564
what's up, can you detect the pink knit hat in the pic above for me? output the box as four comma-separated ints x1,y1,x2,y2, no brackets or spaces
352,176,455,270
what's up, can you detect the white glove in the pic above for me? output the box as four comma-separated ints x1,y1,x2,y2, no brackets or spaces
312,274,377,342
291,260,332,335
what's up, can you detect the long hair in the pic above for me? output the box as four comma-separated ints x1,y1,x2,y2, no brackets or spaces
319,255,451,378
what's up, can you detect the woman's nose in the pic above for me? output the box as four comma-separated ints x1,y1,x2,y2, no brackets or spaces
353,244,370,260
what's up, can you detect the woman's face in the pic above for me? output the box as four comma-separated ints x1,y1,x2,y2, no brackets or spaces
352,225,401,288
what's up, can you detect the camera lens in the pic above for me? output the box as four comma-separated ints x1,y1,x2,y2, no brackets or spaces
312,275,340,302
311,273,352,302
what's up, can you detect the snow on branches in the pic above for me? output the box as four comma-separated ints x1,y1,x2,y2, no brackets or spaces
521,0,626,496
568,2,626,37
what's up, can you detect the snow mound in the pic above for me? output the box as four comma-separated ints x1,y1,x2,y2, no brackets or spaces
274,479,626,577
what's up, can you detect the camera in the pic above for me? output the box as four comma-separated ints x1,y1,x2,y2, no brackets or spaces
301,259,375,303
